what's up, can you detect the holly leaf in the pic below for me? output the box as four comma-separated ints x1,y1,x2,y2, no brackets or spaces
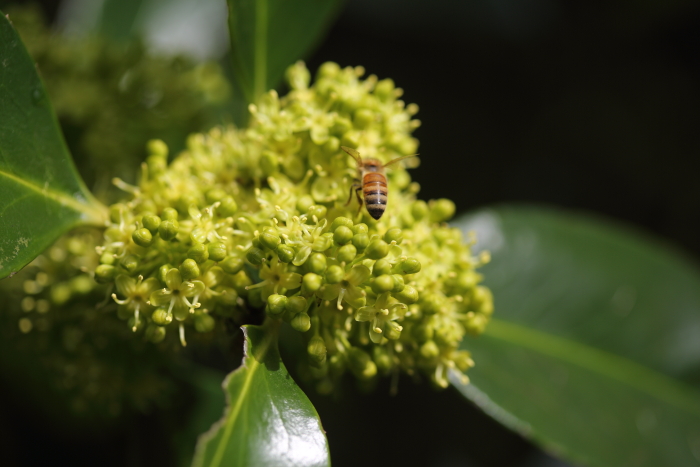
0,11,106,279
453,206,700,467
192,323,330,467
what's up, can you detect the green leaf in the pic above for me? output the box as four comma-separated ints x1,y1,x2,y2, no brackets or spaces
0,12,106,279
227,0,344,104
453,207,700,467
453,206,700,467
192,322,330,467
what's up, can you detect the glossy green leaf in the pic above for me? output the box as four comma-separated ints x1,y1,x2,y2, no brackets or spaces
192,322,330,467
227,0,344,104
0,12,106,279
453,206,700,467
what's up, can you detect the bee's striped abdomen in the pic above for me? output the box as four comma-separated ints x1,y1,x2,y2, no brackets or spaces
362,172,388,219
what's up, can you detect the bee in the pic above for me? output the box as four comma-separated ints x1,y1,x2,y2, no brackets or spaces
341,146,417,220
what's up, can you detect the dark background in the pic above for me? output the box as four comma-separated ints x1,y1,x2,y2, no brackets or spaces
3,0,700,466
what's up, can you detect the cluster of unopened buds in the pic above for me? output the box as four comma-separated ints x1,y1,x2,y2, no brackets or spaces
87,61,493,390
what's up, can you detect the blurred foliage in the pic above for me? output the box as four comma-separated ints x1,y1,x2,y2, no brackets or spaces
6,4,231,202
0,2,238,428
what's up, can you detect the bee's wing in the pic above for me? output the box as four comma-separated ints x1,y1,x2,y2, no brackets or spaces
341,146,363,164
383,154,419,168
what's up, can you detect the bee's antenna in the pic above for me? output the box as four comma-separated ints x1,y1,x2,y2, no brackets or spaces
383,154,419,168
341,146,363,165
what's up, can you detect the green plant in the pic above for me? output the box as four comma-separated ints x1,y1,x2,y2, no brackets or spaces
2,2,700,466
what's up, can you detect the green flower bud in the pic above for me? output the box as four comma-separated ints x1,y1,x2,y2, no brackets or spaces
208,242,228,262
372,275,394,294
400,257,421,274
218,196,238,217
348,348,377,380
159,220,179,240
221,256,244,275
120,255,139,274
430,198,456,223
260,151,279,176
318,61,340,79
287,60,311,89
194,313,216,333
158,264,174,284
374,78,395,101
188,243,209,263
109,203,128,223
260,228,281,250
383,228,403,245
307,335,327,365
411,200,429,221
307,205,327,219
331,217,353,231
276,244,295,263
333,226,353,245
352,233,370,252
413,322,434,342
152,307,173,325
306,253,327,274
142,215,161,234
266,294,288,315
365,239,389,259
302,273,323,293
352,223,369,234
147,139,168,157
205,188,227,203
395,285,419,304
94,264,116,283
454,351,475,372
246,247,266,265
100,252,116,265
353,108,374,129
391,274,405,292
287,296,308,315
311,233,333,252
472,286,494,315
296,195,315,213
180,259,200,280
420,340,440,359
291,312,311,332
147,154,167,176
383,320,403,340
324,265,344,284
161,207,178,221
373,346,393,373
372,258,392,276
132,228,153,247
337,244,357,263
145,324,166,343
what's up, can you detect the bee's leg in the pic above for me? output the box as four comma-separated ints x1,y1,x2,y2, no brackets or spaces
346,179,361,206
354,186,363,216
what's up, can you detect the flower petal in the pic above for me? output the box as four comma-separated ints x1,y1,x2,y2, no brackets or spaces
165,268,183,289
115,274,136,296
346,265,371,286
149,289,172,306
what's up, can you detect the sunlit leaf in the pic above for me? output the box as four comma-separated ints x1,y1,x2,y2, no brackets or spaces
0,11,106,279
192,323,330,467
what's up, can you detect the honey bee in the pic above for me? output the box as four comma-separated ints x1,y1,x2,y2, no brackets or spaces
341,146,417,220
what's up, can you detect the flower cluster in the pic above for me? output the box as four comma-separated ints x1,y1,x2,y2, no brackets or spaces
92,61,493,390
